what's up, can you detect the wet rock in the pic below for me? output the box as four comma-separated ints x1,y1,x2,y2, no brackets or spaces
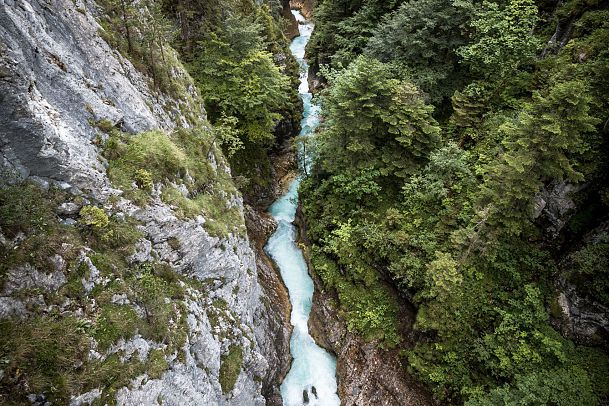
245,206,292,405
282,0,300,40
308,289,434,405
290,0,315,18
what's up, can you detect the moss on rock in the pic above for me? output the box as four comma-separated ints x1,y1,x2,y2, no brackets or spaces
219,344,244,394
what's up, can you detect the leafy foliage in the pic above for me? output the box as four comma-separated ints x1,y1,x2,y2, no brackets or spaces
366,0,473,104
103,128,244,237
317,56,441,187
567,235,609,306
458,0,540,79
188,15,291,144
303,0,609,403
160,0,301,199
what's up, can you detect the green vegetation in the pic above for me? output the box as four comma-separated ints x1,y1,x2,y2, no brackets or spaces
102,127,244,237
219,344,244,394
0,0,299,403
303,0,609,403
0,183,57,237
0,184,81,278
158,0,302,200
80,205,110,229
365,0,472,106
0,316,89,403
187,14,290,144
0,182,204,403
97,0,181,98
206,297,245,342
567,236,609,307
78,204,143,252
94,305,141,351
97,0,304,209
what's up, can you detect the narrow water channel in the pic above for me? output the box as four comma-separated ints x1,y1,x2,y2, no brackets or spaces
264,10,341,406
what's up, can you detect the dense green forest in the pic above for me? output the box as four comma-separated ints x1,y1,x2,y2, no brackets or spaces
2,0,608,403
301,0,609,403
98,0,301,202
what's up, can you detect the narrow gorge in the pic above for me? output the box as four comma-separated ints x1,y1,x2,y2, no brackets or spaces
265,10,340,406
1,0,609,405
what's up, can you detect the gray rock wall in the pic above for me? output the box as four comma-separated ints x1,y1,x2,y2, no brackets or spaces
0,0,182,189
0,1,289,404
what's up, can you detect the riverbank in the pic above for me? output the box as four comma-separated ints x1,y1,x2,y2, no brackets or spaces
263,9,341,405
293,207,435,406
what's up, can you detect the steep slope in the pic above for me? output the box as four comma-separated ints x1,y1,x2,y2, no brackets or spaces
0,1,290,404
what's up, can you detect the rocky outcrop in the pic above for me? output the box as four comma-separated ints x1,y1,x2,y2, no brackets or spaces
245,206,293,404
552,220,609,348
0,0,290,404
0,0,194,191
552,282,609,348
290,0,315,19
307,65,325,94
307,277,434,406
283,0,300,40
533,181,586,239
244,138,297,209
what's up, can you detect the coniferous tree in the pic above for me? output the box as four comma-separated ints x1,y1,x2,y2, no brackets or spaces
318,56,441,187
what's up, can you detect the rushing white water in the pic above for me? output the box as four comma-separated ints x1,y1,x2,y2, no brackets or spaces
264,10,340,406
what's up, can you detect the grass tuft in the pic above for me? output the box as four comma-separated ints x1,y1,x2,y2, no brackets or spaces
219,344,243,394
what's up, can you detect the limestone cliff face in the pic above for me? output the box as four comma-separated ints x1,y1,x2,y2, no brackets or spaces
0,0,186,190
0,1,289,404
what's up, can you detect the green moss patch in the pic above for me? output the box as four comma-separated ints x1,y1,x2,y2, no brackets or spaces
103,128,245,237
0,182,202,402
218,344,243,394
94,305,141,351
0,317,90,404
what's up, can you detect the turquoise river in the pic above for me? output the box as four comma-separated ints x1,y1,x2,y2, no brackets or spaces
264,9,341,406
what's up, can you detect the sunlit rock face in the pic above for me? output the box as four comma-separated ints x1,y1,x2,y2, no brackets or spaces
0,0,190,190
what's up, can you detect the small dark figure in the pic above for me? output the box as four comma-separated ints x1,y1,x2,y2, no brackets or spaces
311,385,318,398
303,389,309,404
